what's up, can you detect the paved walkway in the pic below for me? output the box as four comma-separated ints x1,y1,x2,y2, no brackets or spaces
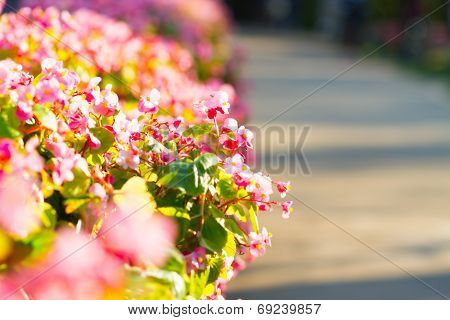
228,30,450,299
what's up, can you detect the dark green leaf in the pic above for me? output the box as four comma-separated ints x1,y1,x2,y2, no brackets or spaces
0,105,20,138
207,256,224,284
158,153,218,196
200,217,227,253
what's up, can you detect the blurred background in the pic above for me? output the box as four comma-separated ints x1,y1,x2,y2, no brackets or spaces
222,0,450,299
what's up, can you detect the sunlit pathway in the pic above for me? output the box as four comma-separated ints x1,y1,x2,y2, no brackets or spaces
228,30,450,299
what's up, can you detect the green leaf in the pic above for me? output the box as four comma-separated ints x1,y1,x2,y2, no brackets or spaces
61,169,91,198
34,104,57,131
194,153,219,173
207,256,224,284
110,167,135,189
126,266,186,300
189,270,209,299
39,202,57,228
158,207,190,220
226,204,246,222
224,219,246,243
248,203,259,233
163,249,185,274
89,127,115,154
86,153,105,165
203,283,216,297
64,198,90,214
19,230,55,264
224,232,237,257
207,204,224,219
200,217,227,253
183,123,213,138
0,105,20,138
158,153,218,196
216,178,237,200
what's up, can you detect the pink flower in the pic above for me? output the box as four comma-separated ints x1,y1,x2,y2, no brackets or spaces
218,134,238,151
116,148,139,170
236,125,254,149
185,247,206,273
222,118,238,132
93,84,119,117
18,137,44,172
46,140,90,185
68,112,89,133
138,88,160,114
16,101,33,121
246,172,273,202
198,91,230,119
0,173,41,238
224,154,244,175
281,201,293,219
276,181,291,198
89,183,107,200
233,169,253,188
41,58,62,74
41,58,79,89
0,139,13,163
35,77,61,104
112,112,140,145
219,118,253,150
87,131,101,150
249,227,271,257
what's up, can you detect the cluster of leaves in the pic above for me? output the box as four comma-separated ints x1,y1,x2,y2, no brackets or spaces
0,59,291,299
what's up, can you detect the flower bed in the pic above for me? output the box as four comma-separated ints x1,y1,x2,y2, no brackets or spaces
0,59,292,299
19,0,249,119
0,7,241,122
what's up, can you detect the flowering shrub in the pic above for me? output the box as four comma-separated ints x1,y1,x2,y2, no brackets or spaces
21,0,236,80
0,59,291,299
0,7,244,122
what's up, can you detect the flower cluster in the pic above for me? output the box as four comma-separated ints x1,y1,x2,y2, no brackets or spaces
21,0,236,80
0,7,244,122
0,59,292,299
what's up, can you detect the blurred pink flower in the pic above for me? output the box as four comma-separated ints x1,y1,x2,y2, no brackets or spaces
89,183,107,200
0,173,41,238
101,194,176,266
1,229,123,299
